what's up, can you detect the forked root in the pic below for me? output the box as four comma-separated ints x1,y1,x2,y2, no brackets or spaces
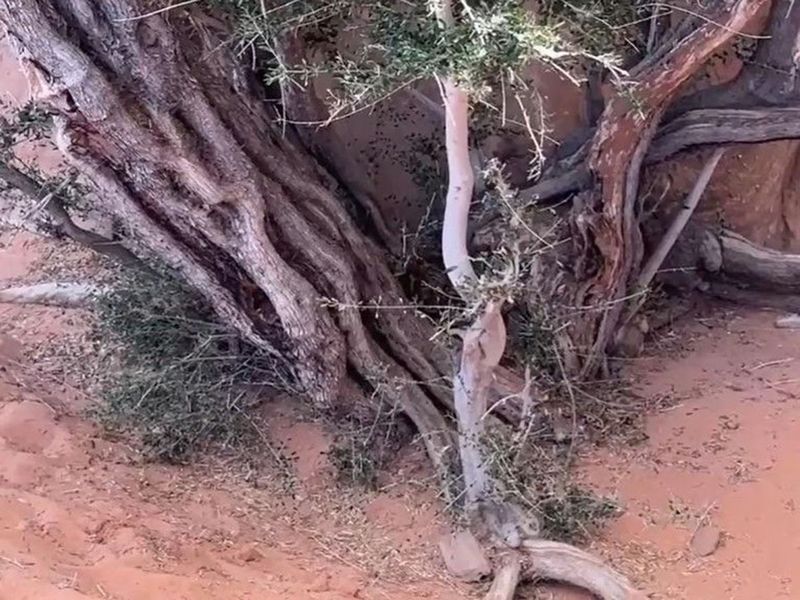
521,539,647,600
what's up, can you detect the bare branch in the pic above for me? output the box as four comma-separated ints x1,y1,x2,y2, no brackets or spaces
0,282,102,307
635,147,725,291
0,161,143,267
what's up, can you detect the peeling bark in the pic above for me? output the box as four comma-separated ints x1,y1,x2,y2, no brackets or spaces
566,0,769,376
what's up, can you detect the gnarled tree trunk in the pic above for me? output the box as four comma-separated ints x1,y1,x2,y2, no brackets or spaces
0,0,458,476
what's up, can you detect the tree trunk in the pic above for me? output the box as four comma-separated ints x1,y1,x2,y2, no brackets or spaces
544,0,769,376
0,0,459,476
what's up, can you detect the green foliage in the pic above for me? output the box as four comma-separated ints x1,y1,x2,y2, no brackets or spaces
507,304,559,377
93,267,294,463
328,385,407,489
329,430,380,489
209,0,635,120
333,0,564,106
540,0,646,57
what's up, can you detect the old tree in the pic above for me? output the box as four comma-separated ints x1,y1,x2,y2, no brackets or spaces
2,0,800,597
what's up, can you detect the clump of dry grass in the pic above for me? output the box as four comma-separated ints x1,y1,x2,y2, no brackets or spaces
92,266,295,463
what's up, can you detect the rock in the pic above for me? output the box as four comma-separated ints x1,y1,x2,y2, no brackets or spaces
775,314,800,329
438,530,492,582
237,545,264,563
690,524,722,557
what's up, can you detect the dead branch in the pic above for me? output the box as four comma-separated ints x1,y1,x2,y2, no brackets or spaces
516,104,800,207
522,539,647,600
0,282,102,307
0,161,141,267
649,107,800,163
714,230,800,292
636,147,725,291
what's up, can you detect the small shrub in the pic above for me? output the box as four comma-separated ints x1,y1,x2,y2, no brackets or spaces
536,485,618,542
486,430,618,543
327,394,405,489
329,434,380,489
92,266,293,463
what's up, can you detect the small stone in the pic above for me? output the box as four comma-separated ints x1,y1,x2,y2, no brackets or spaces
237,545,263,563
690,524,722,557
308,573,331,592
438,530,492,582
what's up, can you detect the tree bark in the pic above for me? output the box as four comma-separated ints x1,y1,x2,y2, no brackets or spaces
0,0,458,475
567,0,768,377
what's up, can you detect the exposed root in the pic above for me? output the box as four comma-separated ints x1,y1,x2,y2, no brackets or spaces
0,282,102,307
484,553,521,600
711,230,800,292
521,539,646,600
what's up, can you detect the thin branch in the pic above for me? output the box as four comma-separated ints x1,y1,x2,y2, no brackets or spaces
114,0,200,22
0,161,142,267
635,147,725,291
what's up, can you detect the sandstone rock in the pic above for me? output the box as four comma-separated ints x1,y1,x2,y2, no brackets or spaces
438,529,492,582
690,524,722,557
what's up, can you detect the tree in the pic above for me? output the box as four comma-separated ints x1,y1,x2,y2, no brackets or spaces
2,0,800,598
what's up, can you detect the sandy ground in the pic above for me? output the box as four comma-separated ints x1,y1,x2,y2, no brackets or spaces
1,229,799,600
580,311,800,599
0,230,464,600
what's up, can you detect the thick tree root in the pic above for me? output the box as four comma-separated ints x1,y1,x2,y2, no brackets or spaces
521,539,646,600
484,553,521,600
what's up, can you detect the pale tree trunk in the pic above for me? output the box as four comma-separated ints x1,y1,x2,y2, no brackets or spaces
432,0,647,598
0,0,458,477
